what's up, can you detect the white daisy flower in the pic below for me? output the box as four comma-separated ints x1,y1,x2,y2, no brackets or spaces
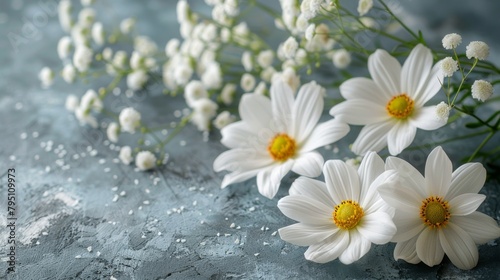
378,146,500,270
330,44,446,156
278,152,397,264
213,80,349,199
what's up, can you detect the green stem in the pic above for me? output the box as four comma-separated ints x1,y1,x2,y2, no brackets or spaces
468,130,495,162
378,0,420,41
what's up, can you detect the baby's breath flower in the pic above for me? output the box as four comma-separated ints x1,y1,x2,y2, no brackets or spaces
62,64,76,84
254,81,267,95
357,0,373,16
184,80,208,107
442,33,462,49
221,83,236,105
272,67,300,92
119,146,133,165
190,98,218,131
126,70,148,91
135,151,157,171
282,36,299,59
57,36,72,60
73,45,93,72
120,18,135,34
39,67,54,88
213,111,235,130
119,107,141,134
257,50,274,68
240,73,256,92
332,49,351,69
106,122,120,143
466,41,489,60
305,24,315,41
440,57,458,77
65,95,79,112
78,8,95,27
91,22,105,46
471,80,493,102
102,47,113,61
165,39,180,57
242,51,253,71
435,101,451,122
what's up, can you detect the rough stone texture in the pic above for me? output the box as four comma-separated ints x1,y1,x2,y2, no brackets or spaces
0,1,499,279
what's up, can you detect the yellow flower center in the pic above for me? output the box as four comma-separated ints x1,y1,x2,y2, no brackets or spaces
333,200,364,230
420,196,450,229
386,94,414,119
268,133,296,161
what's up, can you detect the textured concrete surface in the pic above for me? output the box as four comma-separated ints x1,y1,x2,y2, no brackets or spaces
0,1,499,279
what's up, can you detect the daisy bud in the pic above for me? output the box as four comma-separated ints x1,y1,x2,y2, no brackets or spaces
39,67,54,88
471,80,493,102
435,101,451,122
65,95,79,112
240,73,256,92
442,33,462,49
62,64,76,84
332,49,351,69
440,57,458,77
119,146,133,165
357,0,373,16
119,107,141,134
466,41,489,60
106,122,120,143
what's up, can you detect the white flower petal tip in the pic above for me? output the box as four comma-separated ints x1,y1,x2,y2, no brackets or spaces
378,146,498,270
277,150,395,264
330,44,443,155
213,79,347,198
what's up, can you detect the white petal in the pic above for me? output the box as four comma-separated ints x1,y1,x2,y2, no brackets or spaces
452,212,500,244
447,163,486,200
239,93,273,130
270,80,294,132
401,44,433,100
357,212,396,244
329,99,388,125
323,160,361,204
391,211,425,242
368,49,401,96
385,156,427,198
278,223,337,246
221,168,262,188
291,151,323,177
425,146,452,197
439,223,478,270
292,81,324,142
213,149,271,172
299,119,350,152
220,121,257,149
290,177,335,207
338,230,372,264
362,170,399,214
378,180,421,214
394,235,421,264
257,161,293,199
277,195,333,225
409,106,447,131
449,193,485,216
387,121,416,156
415,61,444,107
340,77,391,103
351,121,393,155
304,230,349,263
416,227,444,267
357,152,385,206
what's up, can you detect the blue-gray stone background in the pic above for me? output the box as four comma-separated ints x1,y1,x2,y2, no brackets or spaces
0,0,499,279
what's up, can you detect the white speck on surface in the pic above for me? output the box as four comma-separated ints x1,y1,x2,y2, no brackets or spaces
216,233,220,237
200,220,205,224
96,251,101,257
224,233,231,237
254,253,260,257
263,242,270,246
99,159,106,164
15,102,23,110
145,188,150,194
112,195,119,202
20,132,27,139
248,207,255,212
179,140,186,146
87,246,92,252
134,179,139,185
104,167,111,173
188,187,196,191
45,166,51,173
158,232,162,236
143,200,150,205
128,210,133,215
34,154,40,160
234,238,240,244
271,231,277,236
32,131,39,138
230,223,235,228
260,226,265,231
176,239,181,243
236,226,241,230
112,186,118,191
180,239,186,243
200,241,206,246
119,191,126,196
192,200,197,206
42,232,48,236
75,255,81,259
9,155,16,161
